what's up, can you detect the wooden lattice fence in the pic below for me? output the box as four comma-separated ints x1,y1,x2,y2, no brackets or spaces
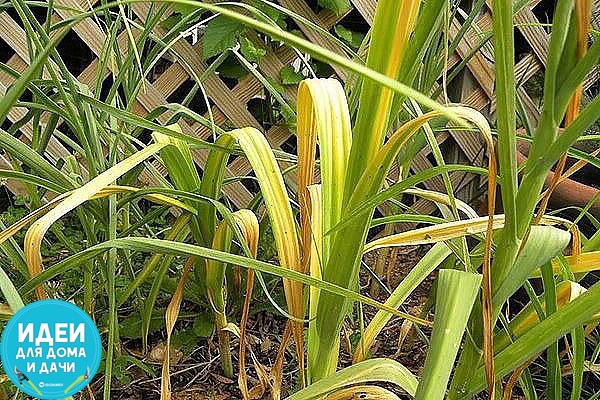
0,0,599,216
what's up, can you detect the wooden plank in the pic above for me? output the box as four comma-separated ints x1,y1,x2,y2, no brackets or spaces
351,0,376,24
514,6,549,66
0,154,28,196
449,16,495,96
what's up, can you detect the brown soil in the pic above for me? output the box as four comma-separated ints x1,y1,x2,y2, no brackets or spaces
96,245,435,399
360,245,434,376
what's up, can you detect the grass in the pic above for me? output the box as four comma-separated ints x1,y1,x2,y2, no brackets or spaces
0,0,600,399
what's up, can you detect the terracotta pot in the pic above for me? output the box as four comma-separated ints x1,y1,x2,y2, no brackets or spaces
515,141,600,216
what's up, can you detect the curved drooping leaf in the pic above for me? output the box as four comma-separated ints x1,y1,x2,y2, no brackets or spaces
364,215,568,253
206,209,259,377
19,237,430,326
297,78,351,271
0,184,193,252
285,359,418,400
23,143,167,299
492,225,572,315
223,127,305,368
296,78,352,379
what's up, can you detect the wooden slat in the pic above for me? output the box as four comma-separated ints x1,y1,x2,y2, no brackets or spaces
515,6,549,66
0,154,28,196
449,17,495,96
351,0,376,24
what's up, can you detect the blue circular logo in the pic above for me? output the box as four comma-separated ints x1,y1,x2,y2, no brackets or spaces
1,300,102,399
